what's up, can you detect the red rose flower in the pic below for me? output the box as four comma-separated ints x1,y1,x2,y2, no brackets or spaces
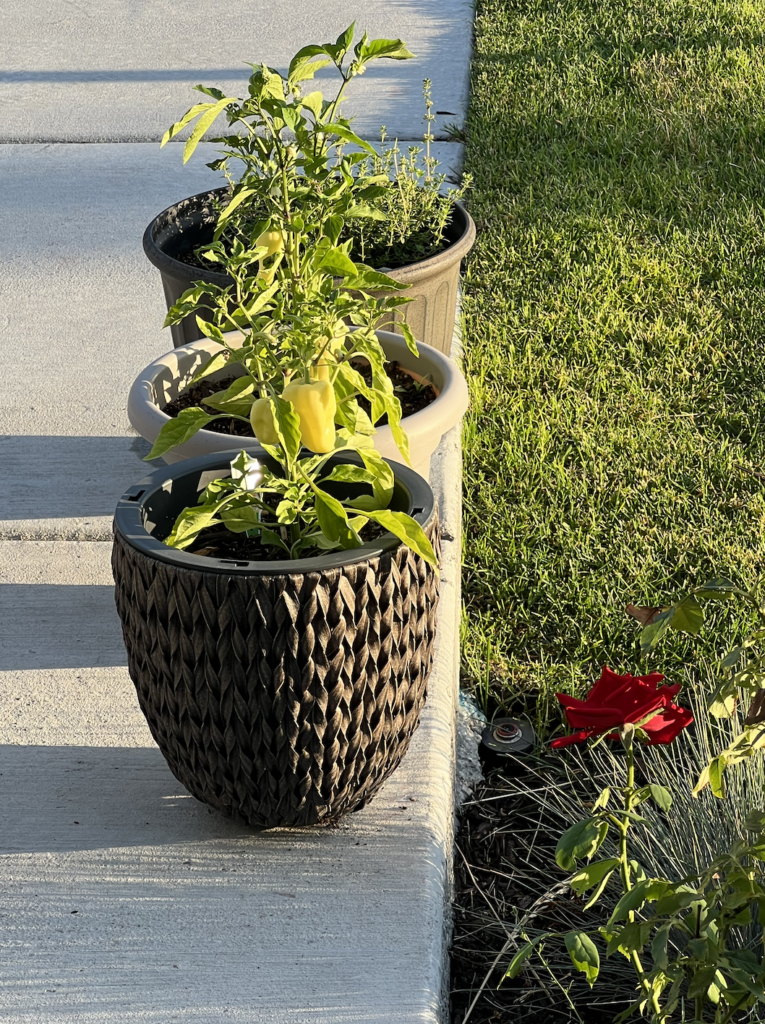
551,666,693,748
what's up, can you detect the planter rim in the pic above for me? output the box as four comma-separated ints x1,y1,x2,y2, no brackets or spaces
114,448,436,576
127,329,469,469
142,186,475,285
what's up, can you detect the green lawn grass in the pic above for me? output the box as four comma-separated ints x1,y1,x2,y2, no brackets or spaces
460,0,765,733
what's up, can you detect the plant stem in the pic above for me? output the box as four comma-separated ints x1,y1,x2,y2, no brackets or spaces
619,740,662,1019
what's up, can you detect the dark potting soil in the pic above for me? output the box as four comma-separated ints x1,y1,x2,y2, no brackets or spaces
161,361,437,435
175,229,452,274
186,515,388,562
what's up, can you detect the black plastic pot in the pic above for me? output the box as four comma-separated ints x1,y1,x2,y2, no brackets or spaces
143,187,475,355
112,449,441,829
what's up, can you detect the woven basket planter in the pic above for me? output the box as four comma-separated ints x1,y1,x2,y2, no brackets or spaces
112,450,441,829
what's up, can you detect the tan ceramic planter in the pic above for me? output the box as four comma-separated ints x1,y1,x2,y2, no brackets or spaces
143,190,475,356
127,330,469,481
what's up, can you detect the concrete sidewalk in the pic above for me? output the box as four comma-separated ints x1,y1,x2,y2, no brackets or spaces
0,3,473,1020
0,431,462,1024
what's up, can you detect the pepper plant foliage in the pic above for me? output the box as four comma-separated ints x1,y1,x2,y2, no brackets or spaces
162,23,415,256
146,28,442,566
162,25,463,269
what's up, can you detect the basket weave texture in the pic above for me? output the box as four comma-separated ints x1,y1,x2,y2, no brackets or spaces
111,520,440,828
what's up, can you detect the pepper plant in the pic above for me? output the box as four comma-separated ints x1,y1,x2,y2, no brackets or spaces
503,669,765,1023
145,227,416,463
145,226,439,564
162,26,464,271
148,24,431,466
165,443,437,567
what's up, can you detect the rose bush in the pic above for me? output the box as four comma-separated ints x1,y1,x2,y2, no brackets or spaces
504,667,765,1023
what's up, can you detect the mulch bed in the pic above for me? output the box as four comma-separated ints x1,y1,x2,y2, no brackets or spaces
450,759,643,1024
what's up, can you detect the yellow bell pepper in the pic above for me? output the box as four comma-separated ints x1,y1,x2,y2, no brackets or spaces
255,229,284,258
250,398,279,445
283,379,337,454
255,229,284,283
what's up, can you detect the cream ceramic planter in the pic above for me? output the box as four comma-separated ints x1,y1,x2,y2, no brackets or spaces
127,330,469,481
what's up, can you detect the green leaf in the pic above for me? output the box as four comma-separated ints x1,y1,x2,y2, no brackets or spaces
724,967,765,1002
688,966,718,999
651,925,670,970
709,695,737,719
202,376,255,416
399,319,420,356
195,317,227,344
242,279,280,318
165,506,220,549
502,938,544,981
325,214,344,245
214,188,258,230
300,90,324,119
564,931,600,987
606,920,652,957
648,784,673,812
334,22,356,58
287,46,331,84
709,755,727,798
555,818,608,872
161,101,218,147
353,508,439,569
319,246,358,278
608,878,668,924
313,487,361,548
355,37,416,61
270,395,302,469
695,577,739,600
721,645,746,670
145,407,214,460
570,858,619,895
220,504,262,534
320,122,377,155
593,786,611,810
693,765,711,798
384,395,411,467
321,464,377,488
190,350,230,384
344,203,387,222
183,96,238,163
584,869,617,910
653,885,699,916
355,448,395,506
670,595,704,635
343,268,410,292
639,608,675,653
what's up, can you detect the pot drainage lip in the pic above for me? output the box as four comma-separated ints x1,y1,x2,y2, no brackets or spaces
114,450,436,576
